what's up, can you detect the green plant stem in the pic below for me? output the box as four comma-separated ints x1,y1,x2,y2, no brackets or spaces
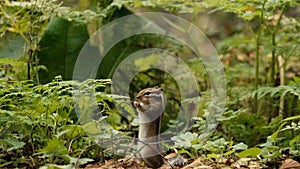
271,4,286,86
255,0,266,114
0,6,30,44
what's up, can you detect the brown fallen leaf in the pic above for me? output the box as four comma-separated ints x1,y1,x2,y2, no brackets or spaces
279,159,300,169
183,157,203,168
164,153,178,159
159,163,175,169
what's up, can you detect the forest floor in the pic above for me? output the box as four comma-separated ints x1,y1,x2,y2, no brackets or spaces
84,153,300,169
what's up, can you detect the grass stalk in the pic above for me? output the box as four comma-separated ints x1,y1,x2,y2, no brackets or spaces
271,4,286,86
255,0,267,114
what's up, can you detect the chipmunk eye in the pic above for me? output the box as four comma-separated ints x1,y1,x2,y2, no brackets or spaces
144,91,151,95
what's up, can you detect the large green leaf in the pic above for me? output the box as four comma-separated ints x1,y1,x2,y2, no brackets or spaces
95,7,137,79
236,147,261,158
37,17,89,83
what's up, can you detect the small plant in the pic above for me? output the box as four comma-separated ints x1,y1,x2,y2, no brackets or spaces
0,77,132,168
260,115,300,160
171,132,248,163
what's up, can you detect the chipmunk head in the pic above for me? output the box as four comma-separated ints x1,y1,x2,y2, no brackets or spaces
136,86,163,103
134,86,164,113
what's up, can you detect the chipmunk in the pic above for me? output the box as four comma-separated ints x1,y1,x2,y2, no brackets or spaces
133,86,165,168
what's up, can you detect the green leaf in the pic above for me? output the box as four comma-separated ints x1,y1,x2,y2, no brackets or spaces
224,150,235,156
39,138,68,157
236,147,261,158
55,129,70,138
65,125,84,138
39,164,74,169
171,132,199,148
261,146,280,159
207,153,219,159
231,142,248,151
0,139,25,152
114,99,136,118
111,0,123,9
270,131,278,141
289,135,300,147
242,10,256,20
282,115,300,122
177,149,195,158
37,17,89,83
69,155,94,165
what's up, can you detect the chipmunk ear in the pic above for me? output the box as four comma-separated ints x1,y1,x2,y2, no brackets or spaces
154,86,163,91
